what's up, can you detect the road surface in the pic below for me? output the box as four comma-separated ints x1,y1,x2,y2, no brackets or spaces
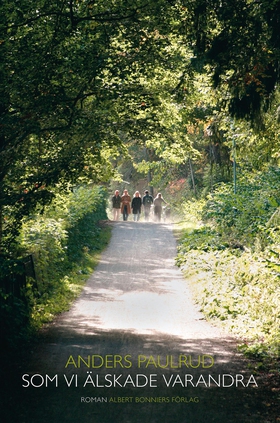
2,221,276,422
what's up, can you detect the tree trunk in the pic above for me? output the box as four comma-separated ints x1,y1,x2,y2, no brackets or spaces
188,158,197,196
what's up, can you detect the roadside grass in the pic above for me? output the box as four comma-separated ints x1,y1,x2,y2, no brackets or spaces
172,199,204,240
175,197,280,365
1,185,111,353
0,222,112,369
29,224,112,331
177,242,280,358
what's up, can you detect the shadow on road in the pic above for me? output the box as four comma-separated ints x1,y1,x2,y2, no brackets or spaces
2,326,269,423
1,222,277,422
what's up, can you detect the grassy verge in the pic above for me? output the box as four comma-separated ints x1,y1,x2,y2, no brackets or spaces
29,223,112,330
11,185,110,339
175,198,280,365
0,222,112,380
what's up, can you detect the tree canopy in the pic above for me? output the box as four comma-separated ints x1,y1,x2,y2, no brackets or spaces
1,0,280,249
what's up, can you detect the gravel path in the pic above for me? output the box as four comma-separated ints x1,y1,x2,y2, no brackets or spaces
2,221,276,422
56,221,224,339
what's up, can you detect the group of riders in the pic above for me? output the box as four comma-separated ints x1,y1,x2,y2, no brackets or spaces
111,189,170,222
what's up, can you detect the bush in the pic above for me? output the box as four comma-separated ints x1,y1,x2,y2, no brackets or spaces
202,168,280,249
1,185,109,350
66,185,107,261
177,168,280,359
177,245,280,358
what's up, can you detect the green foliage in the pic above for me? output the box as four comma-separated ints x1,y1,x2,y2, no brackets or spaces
202,168,280,249
186,0,280,122
177,170,280,360
20,185,107,283
1,185,110,349
2,0,280,252
67,186,108,261
21,217,68,288
1,0,280,366
0,0,184,249
177,246,280,358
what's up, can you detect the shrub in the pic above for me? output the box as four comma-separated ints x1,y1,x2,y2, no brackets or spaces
177,168,280,359
202,168,280,249
1,185,109,350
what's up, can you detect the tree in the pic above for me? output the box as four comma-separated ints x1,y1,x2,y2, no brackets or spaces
2,0,280,251
184,0,280,123
0,0,187,249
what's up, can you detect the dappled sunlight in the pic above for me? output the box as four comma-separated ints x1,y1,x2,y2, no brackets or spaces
14,217,261,423
55,222,224,341
37,323,242,374
28,221,245,381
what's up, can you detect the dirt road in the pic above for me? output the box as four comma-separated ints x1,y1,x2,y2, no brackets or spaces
2,221,277,422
